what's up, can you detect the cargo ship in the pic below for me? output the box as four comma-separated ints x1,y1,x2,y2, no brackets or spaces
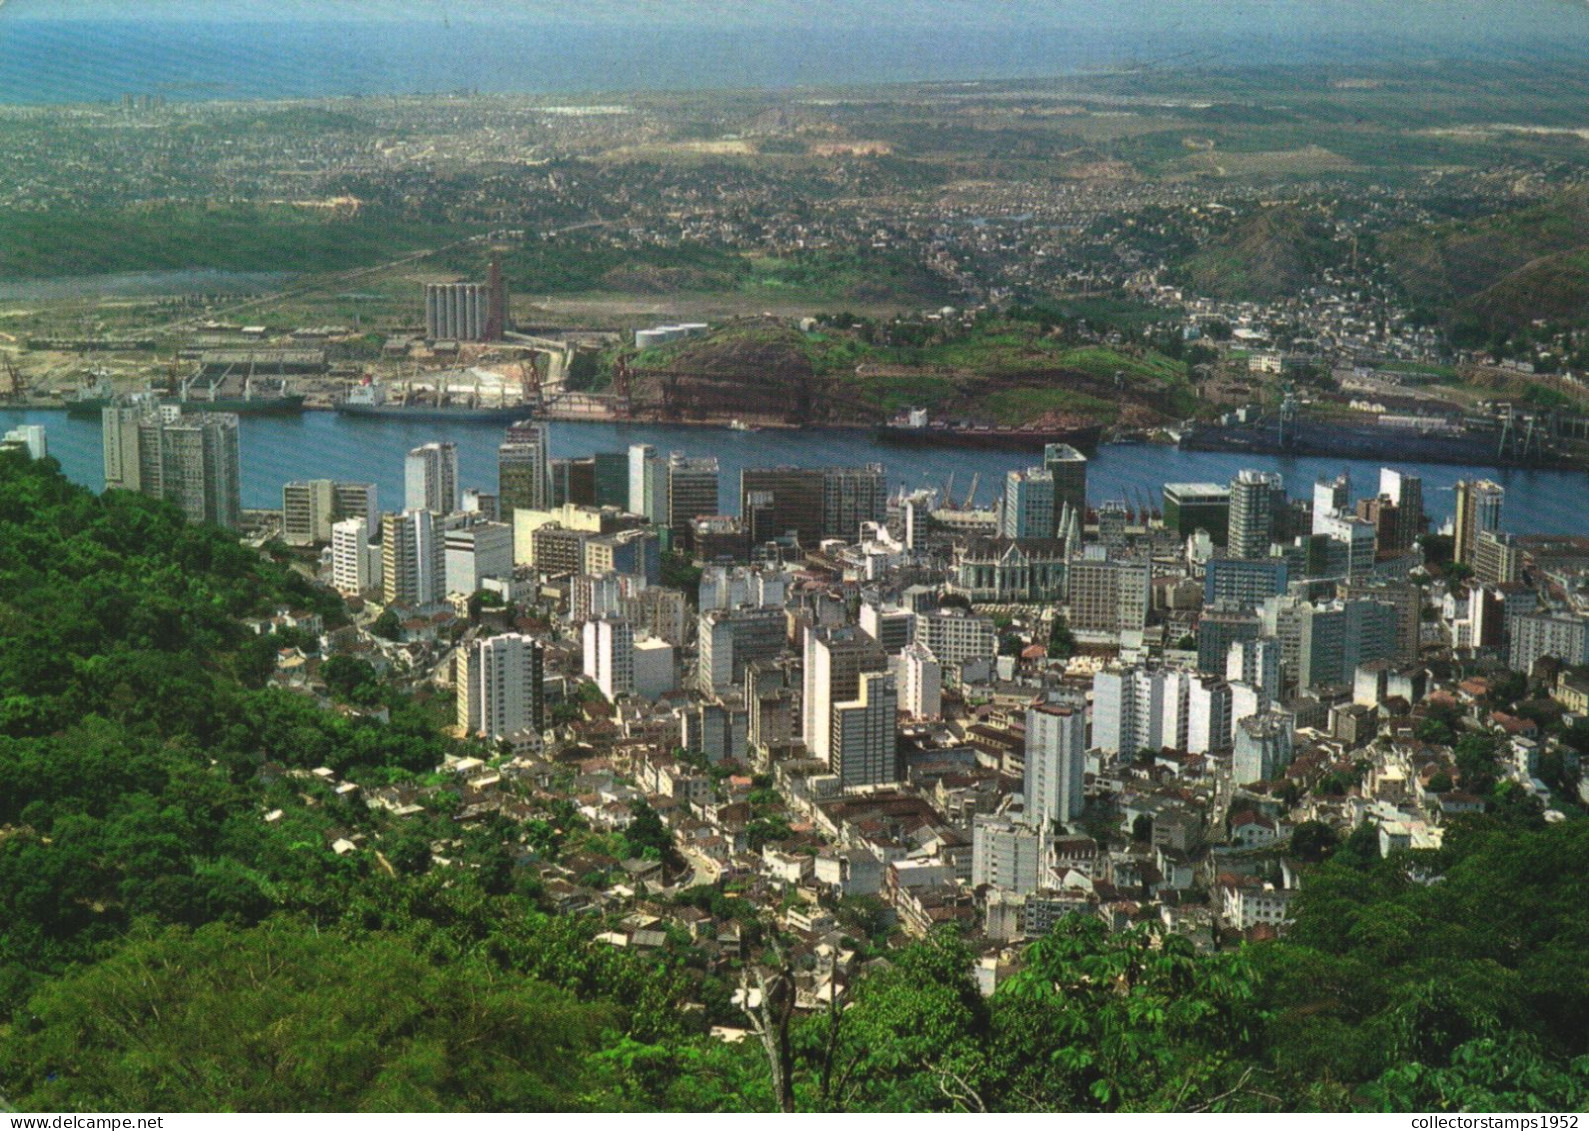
874,408,1103,452
1179,418,1578,470
62,368,308,418
334,375,532,423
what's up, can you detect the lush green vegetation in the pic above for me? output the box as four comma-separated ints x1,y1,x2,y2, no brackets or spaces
467,237,949,304
0,451,1585,1112
0,205,467,279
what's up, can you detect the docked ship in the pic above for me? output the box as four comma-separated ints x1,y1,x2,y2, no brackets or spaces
874,408,1104,452
335,372,533,423
1179,416,1578,470
64,372,306,418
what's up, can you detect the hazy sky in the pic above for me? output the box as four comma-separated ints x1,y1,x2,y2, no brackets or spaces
7,0,1586,34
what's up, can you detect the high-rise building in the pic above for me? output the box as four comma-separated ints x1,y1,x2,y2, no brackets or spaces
1044,443,1088,526
897,641,942,719
1340,579,1421,665
282,479,377,546
860,601,915,653
1473,529,1523,586
1197,605,1263,675
118,409,242,530
741,467,825,546
667,454,719,545
914,608,998,667
499,422,551,517
102,403,145,492
1204,558,1289,609
1000,466,1056,539
700,564,790,611
697,606,787,693
627,444,657,518
971,813,1045,895
382,509,444,607
444,520,514,596
1453,479,1504,566
803,625,889,767
331,516,375,597
830,669,898,787
1508,611,1589,673
1379,468,1425,552
1163,482,1231,542
457,633,544,741
1228,470,1285,560
821,464,887,542
405,441,459,515
1315,512,1379,578
1233,713,1294,786
1092,666,1231,756
1296,599,1399,692
1066,555,1151,634
589,452,629,509
632,635,676,701
1025,704,1086,830
1226,637,1282,702
582,616,635,701
1312,473,1350,534
1,424,46,461
1356,495,1400,554
584,528,661,584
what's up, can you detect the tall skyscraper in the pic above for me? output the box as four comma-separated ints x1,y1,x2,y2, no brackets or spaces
741,466,825,546
627,443,657,517
667,454,719,544
1311,473,1350,534
499,421,551,517
1043,443,1088,528
1000,467,1056,539
582,616,635,701
821,464,887,542
161,413,242,530
382,509,445,607
802,625,889,767
405,441,459,515
1453,479,1504,566
830,669,898,787
1025,704,1087,830
444,520,514,596
1163,482,1231,542
331,516,374,596
102,403,145,492
1229,470,1285,560
282,480,377,546
897,641,942,719
458,632,544,741
105,404,242,529
1378,468,1425,552
1,424,46,461
698,606,787,693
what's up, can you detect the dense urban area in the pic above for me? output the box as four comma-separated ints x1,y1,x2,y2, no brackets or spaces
3,54,1589,1114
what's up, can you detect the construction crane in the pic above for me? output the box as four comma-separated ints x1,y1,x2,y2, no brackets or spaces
943,472,957,511
0,354,20,400
963,472,980,511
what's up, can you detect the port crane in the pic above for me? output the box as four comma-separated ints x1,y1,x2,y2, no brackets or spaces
0,354,20,400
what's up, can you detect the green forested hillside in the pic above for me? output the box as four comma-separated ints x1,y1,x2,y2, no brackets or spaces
0,451,1585,1113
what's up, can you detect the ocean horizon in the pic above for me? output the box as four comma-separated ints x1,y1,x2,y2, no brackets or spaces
2,8,1586,107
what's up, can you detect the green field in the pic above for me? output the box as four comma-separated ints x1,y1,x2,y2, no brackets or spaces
0,205,467,280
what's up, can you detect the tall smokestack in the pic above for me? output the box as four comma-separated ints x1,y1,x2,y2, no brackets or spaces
486,257,507,341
